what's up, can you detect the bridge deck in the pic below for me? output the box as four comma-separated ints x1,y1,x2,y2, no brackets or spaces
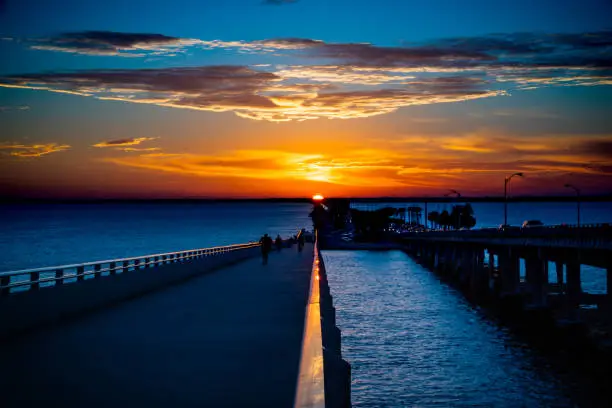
0,244,313,408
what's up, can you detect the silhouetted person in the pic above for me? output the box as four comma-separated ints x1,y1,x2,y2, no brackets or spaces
297,229,306,252
259,233,273,265
275,234,282,251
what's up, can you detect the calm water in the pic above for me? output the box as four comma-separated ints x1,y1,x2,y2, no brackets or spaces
323,250,601,407
1,202,610,405
0,202,312,271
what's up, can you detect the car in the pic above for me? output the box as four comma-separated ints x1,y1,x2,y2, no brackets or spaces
521,220,544,229
498,224,521,233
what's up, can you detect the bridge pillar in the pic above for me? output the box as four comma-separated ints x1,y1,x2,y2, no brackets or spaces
525,251,548,307
456,248,467,284
470,248,486,295
439,246,450,275
447,246,456,276
487,251,496,292
607,263,612,306
498,249,520,295
422,244,431,267
554,262,564,294
566,261,582,319
433,245,440,270
429,244,437,269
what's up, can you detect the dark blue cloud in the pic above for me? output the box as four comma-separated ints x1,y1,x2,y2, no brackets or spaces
27,30,199,57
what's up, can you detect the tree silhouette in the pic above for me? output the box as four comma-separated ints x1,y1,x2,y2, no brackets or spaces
449,204,476,230
427,211,440,229
351,207,398,238
439,210,451,230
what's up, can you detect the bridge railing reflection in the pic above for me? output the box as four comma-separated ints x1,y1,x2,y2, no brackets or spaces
294,230,325,408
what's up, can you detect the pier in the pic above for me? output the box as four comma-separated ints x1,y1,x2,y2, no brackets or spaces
394,224,612,365
399,225,612,309
316,198,612,373
0,235,350,408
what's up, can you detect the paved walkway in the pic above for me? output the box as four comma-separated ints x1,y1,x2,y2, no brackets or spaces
0,244,314,408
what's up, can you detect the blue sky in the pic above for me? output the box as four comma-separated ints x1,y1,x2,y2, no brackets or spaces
1,0,611,198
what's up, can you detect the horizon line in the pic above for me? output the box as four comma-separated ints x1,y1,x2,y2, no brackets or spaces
2,194,612,203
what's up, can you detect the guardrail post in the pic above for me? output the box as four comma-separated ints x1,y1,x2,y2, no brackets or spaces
55,269,64,285
31,271,40,290
607,263,612,308
77,266,85,282
566,261,581,319
0,242,265,296
1,275,10,296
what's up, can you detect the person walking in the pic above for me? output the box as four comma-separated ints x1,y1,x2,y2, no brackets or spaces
297,229,306,253
275,234,283,251
259,233,273,265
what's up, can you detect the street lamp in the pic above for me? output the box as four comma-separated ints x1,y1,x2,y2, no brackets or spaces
564,184,581,227
446,189,462,198
504,172,523,226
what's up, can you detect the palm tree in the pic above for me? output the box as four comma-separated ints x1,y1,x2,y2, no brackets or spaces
439,210,451,230
427,211,440,230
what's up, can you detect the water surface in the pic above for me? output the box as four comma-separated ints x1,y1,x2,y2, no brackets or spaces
323,250,593,407
0,202,312,271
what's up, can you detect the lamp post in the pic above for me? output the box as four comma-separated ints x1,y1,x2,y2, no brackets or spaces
564,184,581,227
504,172,523,226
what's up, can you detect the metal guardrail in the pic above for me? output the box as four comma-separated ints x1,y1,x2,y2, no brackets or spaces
0,242,260,296
400,223,612,241
294,231,326,408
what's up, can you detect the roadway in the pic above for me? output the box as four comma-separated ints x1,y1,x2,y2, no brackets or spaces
0,244,313,408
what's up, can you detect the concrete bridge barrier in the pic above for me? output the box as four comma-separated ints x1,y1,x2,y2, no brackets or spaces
0,244,261,340
294,231,351,408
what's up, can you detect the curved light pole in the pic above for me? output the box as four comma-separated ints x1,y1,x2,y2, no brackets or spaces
445,189,462,198
504,172,523,226
564,184,581,227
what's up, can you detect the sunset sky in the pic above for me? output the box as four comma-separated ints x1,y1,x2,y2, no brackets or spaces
1,0,611,198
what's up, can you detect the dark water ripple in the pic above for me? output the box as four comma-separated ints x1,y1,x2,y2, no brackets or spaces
323,250,580,408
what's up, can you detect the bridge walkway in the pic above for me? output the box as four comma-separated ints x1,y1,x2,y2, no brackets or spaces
0,244,314,408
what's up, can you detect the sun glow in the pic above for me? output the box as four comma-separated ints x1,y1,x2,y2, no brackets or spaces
312,194,324,201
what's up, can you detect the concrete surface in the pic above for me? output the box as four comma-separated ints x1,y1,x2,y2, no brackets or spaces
0,244,313,408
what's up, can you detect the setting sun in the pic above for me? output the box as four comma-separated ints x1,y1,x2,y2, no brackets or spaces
312,194,325,201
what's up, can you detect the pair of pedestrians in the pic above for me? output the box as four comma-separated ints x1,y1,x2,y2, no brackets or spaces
259,233,283,265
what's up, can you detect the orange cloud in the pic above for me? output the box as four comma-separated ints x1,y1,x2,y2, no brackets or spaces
0,142,70,157
97,133,612,194
93,137,158,148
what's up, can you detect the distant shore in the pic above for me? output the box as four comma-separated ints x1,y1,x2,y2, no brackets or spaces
1,195,612,204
